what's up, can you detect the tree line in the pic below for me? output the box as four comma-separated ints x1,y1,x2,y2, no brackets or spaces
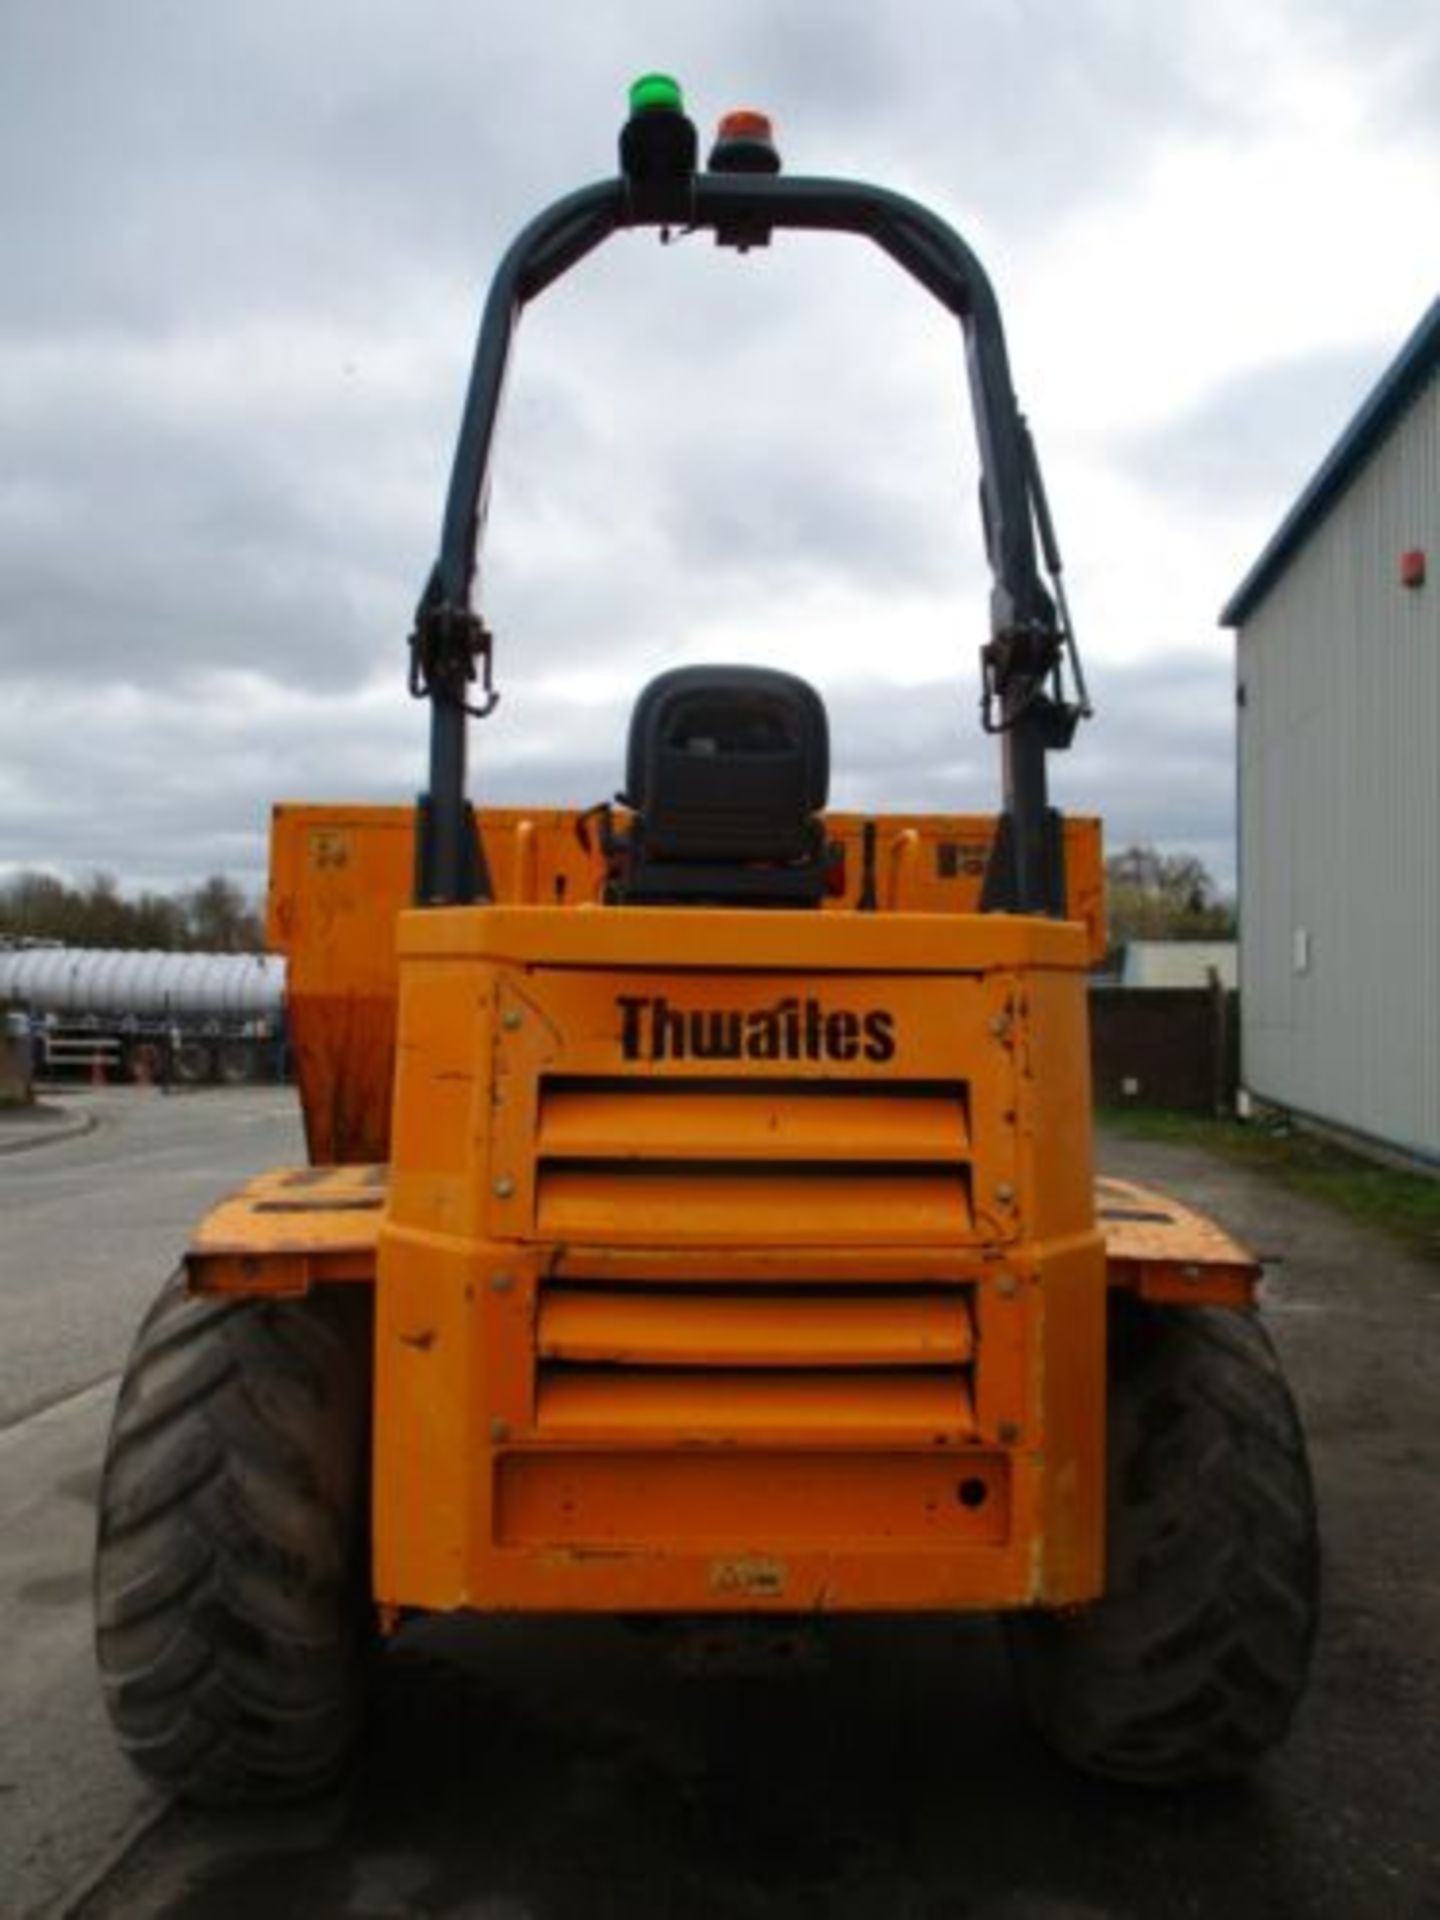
0,842,1231,958
0,871,264,953
1104,844,1236,947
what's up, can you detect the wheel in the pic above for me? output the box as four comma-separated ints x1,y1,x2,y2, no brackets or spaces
1005,1299,1319,1784
127,1041,164,1086
215,1040,257,1086
172,1040,213,1085
94,1273,373,1805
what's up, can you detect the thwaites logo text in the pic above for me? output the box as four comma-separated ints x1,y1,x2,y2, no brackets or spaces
617,994,897,1064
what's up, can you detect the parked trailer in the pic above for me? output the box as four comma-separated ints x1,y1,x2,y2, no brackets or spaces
0,945,287,1084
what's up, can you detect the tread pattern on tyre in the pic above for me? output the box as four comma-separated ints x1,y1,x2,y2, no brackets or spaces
95,1272,372,1806
1007,1300,1319,1785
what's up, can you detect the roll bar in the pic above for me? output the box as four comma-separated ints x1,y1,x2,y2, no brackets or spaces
411,163,1087,912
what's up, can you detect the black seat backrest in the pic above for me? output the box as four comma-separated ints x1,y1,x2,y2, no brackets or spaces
607,666,832,906
624,665,828,865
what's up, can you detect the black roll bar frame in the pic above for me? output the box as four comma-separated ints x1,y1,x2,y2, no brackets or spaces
412,171,1081,913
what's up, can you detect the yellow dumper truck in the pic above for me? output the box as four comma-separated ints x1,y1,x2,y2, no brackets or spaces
94,79,1317,1804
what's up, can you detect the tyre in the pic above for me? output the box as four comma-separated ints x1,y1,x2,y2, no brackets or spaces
172,1040,213,1085
1005,1299,1319,1784
215,1040,258,1087
94,1273,373,1805
126,1041,164,1086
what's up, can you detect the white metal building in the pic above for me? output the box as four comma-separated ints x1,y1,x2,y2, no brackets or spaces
1120,941,1238,991
1222,297,1440,1165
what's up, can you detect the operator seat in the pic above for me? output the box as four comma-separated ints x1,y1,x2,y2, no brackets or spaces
607,665,831,905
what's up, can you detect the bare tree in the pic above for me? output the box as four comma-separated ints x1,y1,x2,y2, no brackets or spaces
1104,844,1236,950
0,870,264,952
183,875,264,952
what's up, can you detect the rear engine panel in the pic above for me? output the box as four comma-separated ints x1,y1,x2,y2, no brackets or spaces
372,906,1105,1616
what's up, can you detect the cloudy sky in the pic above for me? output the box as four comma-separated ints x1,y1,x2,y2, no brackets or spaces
2,0,1436,898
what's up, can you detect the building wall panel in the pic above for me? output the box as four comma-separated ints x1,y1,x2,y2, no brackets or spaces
1238,370,1439,1160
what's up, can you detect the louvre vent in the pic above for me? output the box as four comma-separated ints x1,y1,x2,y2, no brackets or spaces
531,1075,974,1243
534,1278,978,1442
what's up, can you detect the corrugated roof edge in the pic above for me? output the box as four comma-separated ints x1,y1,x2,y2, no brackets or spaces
1219,294,1440,628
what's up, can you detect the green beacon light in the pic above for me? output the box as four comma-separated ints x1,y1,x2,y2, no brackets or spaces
620,73,697,211
629,73,683,116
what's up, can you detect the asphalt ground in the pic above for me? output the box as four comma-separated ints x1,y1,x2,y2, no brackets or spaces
1,1092,1436,1918
0,1087,304,1917
0,1088,303,1430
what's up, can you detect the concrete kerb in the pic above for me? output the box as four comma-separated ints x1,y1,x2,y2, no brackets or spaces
0,1102,98,1157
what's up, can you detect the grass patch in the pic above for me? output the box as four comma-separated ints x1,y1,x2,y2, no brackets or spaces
1098,1106,1440,1260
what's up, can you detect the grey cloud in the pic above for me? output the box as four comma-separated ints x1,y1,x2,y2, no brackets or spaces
650,436,969,593
2,5,596,337
0,236,983,704
2,0,1421,904
0,0,1259,350
0,672,417,895
0,651,1236,896
0,324,451,691
479,241,990,626
1060,653,1237,884
1299,0,1440,140
830,656,1237,885
1117,345,1384,512
0,434,394,693
729,0,1252,228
